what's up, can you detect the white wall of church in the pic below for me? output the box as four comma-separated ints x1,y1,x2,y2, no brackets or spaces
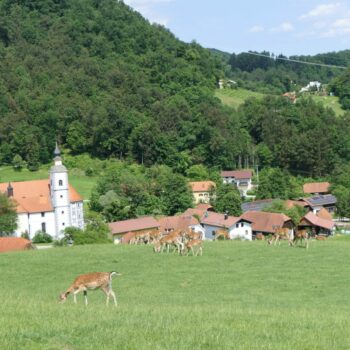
16,212,56,239
70,201,84,229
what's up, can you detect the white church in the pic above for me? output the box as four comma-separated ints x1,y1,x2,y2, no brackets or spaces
0,145,84,239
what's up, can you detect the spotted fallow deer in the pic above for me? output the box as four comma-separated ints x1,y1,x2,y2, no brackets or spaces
59,271,121,306
185,239,203,256
268,227,293,246
293,229,309,249
159,230,184,254
213,229,230,241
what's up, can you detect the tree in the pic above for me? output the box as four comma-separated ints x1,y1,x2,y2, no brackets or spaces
0,193,17,236
12,154,26,171
211,184,242,216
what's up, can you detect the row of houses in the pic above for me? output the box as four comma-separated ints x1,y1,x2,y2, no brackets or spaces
108,200,335,244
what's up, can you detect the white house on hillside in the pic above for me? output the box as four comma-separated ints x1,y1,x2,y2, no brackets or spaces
0,145,84,239
221,170,253,197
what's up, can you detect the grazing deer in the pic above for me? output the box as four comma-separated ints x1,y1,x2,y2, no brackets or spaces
255,233,265,240
213,229,230,241
268,227,293,246
293,230,309,248
159,230,184,254
59,271,121,306
184,228,202,241
185,239,203,256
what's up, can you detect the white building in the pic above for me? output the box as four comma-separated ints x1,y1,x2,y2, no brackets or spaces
220,170,254,197
199,211,252,241
0,145,84,240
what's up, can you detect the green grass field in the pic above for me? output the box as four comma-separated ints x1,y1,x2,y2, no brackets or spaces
1,240,350,350
216,88,344,116
0,166,97,200
215,88,265,109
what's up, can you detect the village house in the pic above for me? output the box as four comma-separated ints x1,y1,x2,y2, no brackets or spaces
0,145,84,240
158,214,205,238
189,181,216,204
303,182,330,195
240,211,294,238
298,211,335,236
199,211,253,240
302,194,337,215
220,170,253,197
108,216,160,244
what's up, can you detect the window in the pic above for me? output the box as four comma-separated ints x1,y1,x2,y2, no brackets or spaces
236,223,239,228
241,223,244,227
41,223,46,233
245,230,248,235
60,195,63,198
41,212,45,217
59,180,63,186
61,211,64,214
62,222,65,226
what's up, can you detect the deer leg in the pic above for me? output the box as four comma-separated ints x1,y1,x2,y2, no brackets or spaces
84,290,88,306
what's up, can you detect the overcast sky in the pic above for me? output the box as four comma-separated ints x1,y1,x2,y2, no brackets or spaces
123,0,350,56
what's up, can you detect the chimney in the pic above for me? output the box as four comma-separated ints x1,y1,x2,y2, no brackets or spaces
7,182,13,197
224,212,228,220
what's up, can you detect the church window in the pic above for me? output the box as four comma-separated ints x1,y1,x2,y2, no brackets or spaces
59,180,63,186
41,223,46,233
41,212,45,217
60,195,63,198
62,222,65,226
61,211,64,214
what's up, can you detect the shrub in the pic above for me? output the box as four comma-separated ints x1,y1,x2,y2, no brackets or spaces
21,232,30,240
32,231,53,243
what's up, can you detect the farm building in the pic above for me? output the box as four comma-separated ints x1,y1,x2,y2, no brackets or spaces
158,215,204,238
302,194,337,215
303,182,330,195
108,216,160,244
240,211,293,238
299,212,335,236
0,145,84,240
200,211,253,241
189,181,216,204
220,170,253,197
0,237,34,253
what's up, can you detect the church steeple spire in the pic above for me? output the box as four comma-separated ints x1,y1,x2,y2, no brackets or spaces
54,142,61,157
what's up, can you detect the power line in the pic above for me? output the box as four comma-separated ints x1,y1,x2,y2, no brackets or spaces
242,51,348,70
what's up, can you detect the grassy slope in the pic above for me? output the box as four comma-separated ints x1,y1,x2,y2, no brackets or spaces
1,241,349,350
0,166,97,199
216,88,344,116
215,88,265,109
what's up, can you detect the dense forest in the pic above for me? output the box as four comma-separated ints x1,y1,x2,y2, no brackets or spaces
224,50,350,95
0,0,349,181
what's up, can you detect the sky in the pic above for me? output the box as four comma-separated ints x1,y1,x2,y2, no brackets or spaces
123,0,350,56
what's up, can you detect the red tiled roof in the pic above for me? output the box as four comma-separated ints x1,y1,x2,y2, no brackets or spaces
195,203,213,211
189,181,216,192
0,237,33,253
108,216,160,235
240,211,292,233
317,208,333,220
201,211,241,228
302,212,334,230
0,180,83,214
303,182,330,194
158,215,199,232
221,170,253,179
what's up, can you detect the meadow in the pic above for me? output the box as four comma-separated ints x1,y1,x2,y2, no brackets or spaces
0,240,350,350
215,88,344,116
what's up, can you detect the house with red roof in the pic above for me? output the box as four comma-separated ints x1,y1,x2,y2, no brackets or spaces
240,211,293,237
220,170,254,197
198,211,252,240
0,145,84,240
299,212,335,236
303,182,330,195
189,181,216,204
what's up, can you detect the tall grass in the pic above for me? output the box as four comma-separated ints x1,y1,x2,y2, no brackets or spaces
0,241,349,349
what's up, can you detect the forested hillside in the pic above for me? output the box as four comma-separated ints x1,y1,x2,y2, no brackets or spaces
0,0,350,179
0,0,243,169
225,50,350,95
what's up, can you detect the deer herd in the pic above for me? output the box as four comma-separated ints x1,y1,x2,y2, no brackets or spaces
59,226,325,306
